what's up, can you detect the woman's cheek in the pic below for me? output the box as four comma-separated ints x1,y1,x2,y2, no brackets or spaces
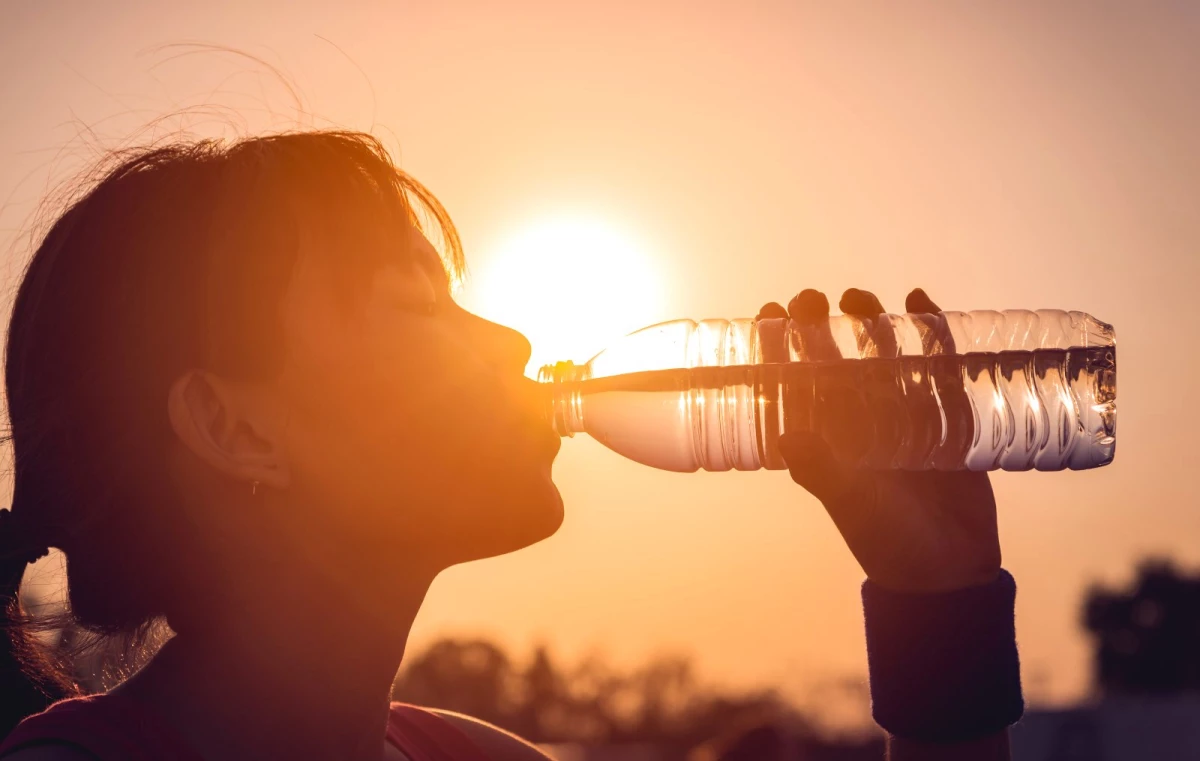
343,325,468,429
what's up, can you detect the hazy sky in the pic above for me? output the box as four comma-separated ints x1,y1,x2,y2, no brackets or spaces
4,0,1199,723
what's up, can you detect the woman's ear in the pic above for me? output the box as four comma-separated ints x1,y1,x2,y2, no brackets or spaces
167,370,290,490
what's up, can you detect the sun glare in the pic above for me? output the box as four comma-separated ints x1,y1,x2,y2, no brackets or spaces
464,215,665,375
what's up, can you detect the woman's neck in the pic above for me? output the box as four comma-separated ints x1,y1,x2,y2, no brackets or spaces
116,564,435,761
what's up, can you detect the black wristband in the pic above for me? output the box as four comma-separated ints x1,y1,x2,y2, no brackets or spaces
862,569,1024,743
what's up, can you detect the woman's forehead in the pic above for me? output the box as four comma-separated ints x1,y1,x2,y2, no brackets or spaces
288,227,450,324
291,222,447,286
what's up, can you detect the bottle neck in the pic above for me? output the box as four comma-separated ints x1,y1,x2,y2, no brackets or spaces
537,361,587,437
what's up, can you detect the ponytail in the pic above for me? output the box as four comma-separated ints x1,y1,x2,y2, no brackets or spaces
0,510,75,738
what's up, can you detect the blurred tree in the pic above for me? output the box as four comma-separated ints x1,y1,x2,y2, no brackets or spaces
618,655,696,742
1083,559,1200,694
392,638,521,729
392,637,812,756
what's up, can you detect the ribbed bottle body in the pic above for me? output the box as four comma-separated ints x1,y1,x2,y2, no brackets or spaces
542,310,1116,473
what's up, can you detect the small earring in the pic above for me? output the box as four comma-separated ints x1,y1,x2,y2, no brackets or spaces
251,480,260,497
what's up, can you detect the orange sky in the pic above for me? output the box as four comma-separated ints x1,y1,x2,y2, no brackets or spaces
4,1,1199,725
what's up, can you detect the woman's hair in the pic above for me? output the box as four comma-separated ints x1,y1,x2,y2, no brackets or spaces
0,130,464,736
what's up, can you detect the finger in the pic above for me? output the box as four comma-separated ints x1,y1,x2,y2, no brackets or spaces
839,288,886,318
787,289,830,325
905,287,942,314
756,302,788,320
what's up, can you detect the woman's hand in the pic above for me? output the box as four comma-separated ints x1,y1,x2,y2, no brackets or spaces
758,288,1000,594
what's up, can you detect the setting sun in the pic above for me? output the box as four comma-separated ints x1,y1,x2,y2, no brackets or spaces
464,214,665,375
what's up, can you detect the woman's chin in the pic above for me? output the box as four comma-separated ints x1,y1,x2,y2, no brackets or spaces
498,479,564,553
462,478,565,562
367,461,565,565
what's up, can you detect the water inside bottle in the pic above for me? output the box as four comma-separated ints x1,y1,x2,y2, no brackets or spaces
554,347,1116,472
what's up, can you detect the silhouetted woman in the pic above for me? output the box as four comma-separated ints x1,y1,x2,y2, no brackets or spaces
0,132,1022,760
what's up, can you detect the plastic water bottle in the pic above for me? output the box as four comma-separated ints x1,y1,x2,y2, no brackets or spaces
539,310,1116,473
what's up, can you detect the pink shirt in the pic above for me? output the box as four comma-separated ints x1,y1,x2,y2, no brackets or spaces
0,694,491,761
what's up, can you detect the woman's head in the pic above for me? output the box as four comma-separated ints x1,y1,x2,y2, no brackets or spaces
1,131,562,721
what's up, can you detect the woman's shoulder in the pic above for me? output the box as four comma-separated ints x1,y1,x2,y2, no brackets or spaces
3,698,551,761
0,695,200,761
388,703,551,761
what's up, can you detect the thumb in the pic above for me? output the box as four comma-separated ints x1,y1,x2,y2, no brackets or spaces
778,431,855,506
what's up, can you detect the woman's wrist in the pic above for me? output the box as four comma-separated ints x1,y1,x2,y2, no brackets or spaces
866,566,1002,595
888,731,1011,761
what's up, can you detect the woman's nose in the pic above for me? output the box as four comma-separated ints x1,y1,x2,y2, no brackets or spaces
470,314,532,374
